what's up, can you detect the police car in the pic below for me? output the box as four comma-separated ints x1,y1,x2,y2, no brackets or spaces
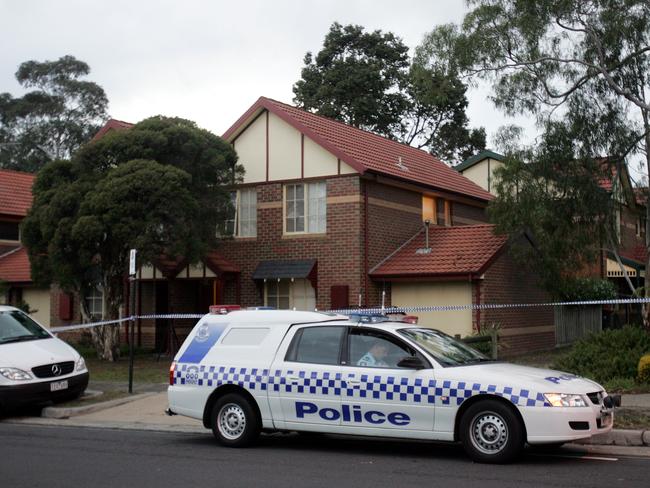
167,310,617,463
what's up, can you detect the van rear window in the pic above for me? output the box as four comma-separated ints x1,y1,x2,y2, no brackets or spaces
221,327,270,346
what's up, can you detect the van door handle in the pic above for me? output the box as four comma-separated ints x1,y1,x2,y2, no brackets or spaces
346,379,361,387
288,376,301,384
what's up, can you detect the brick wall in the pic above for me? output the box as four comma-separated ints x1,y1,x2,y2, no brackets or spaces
479,245,555,356
217,175,364,310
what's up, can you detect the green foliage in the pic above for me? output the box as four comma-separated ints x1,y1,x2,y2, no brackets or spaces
21,116,241,359
421,1,650,296
553,326,650,383
556,277,617,302
293,22,485,164
639,354,650,384
0,55,108,172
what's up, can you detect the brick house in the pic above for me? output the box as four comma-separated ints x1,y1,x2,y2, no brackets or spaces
43,98,554,354
456,150,648,326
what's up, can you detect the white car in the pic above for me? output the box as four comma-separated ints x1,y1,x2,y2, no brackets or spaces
0,305,89,411
167,310,617,463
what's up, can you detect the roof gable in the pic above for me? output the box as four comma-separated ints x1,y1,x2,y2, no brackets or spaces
455,150,504,173
91,118,134,142
223,97,493,202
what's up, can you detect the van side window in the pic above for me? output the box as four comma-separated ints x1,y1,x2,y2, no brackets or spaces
348,329,413,369
285,326,344,365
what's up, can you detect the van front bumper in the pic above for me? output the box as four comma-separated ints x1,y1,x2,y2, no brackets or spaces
0,372,89,411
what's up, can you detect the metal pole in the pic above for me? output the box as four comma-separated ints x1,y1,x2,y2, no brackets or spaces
128,249,137,394
128,276,135,394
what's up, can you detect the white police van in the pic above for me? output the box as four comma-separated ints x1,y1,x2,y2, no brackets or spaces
167,310,617,463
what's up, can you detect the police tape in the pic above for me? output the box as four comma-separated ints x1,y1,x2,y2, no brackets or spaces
50,314,204,333
329,297,650,315
49,297,650,333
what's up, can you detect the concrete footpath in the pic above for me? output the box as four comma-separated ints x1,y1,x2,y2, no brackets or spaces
4,386,650,453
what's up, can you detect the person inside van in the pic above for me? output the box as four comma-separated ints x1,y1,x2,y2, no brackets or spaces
357,341,389,367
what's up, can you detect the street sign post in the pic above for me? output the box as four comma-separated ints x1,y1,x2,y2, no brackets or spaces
128,249,136,394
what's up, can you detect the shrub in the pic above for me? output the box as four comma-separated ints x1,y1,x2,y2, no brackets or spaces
639,354,650,384
552,326,650,383
556,277,617,301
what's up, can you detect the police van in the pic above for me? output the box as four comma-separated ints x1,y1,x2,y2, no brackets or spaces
167,310,618,463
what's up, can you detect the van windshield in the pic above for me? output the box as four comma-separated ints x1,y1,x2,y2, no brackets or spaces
398,328,490,367
0,310,50,344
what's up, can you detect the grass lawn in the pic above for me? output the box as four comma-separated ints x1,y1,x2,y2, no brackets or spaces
614,408,650,430
78,346,171,384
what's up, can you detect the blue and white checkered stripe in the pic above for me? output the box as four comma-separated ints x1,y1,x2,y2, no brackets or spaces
175,364,551,407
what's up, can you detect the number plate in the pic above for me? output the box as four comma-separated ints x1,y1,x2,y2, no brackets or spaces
50,380,68,392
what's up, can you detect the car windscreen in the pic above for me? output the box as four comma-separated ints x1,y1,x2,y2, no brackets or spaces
0,310,50,344
398,328,490,367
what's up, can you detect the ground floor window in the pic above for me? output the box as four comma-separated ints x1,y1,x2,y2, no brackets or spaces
85,287,104,320
264,279,315,311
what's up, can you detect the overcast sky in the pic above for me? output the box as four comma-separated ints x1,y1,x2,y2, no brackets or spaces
0,0,537,154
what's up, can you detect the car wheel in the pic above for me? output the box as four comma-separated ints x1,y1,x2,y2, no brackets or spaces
211,393,260,447
460,399,524,464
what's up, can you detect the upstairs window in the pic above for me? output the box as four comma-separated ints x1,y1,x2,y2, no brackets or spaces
220,188,257,237
0,221,20,241
422,196,452,226
285,181,326,234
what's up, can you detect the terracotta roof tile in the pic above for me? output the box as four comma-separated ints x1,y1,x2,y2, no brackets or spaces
370,224,507,278
91,118,134,142
621,245,647,265
223,97,493,202
0,246,32,283
0,169,35,217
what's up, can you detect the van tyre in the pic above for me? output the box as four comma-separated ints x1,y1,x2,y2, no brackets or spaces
211,393,260,447
460,399,524,464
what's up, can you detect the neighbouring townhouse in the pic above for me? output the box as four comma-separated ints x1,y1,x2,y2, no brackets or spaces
0,168,51,326
456,150,648,326
32,98,555,355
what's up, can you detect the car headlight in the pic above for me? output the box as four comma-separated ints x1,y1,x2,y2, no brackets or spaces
544,393,588,407
0,367,33,381
76,357,86,372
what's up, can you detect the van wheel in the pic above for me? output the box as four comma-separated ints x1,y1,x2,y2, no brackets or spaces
211,393,260,447
460,399,524,464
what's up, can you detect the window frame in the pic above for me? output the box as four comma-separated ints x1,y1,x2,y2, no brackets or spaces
342,327,427,369
284,325,346,365
220,188,257,238
85,287,104,321
283,181,327,235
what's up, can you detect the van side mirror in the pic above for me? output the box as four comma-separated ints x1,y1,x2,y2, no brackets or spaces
397,356,426,370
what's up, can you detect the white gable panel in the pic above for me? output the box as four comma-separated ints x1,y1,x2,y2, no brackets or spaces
304,136,337,177
268,112,301,180
340,160,357,174
234,113,267,183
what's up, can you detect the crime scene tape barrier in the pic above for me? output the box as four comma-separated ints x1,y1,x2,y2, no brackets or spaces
49,297,650,333
51,314,204,333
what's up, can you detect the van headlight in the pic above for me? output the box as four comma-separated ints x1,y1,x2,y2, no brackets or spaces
544,393,588,407
0,367,33,381
76,357,87,372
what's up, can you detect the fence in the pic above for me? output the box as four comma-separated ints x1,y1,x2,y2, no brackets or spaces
554,305,602,346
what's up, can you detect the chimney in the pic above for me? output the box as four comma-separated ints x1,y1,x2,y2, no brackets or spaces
416,220,432,254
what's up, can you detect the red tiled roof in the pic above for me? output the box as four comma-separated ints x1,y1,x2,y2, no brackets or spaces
154,251,239,279
0,246,32,283
370,224,508,278
204,250,240,274
223,97,493,202
0,169,35,217
622,244,647,265
91,118,134,142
